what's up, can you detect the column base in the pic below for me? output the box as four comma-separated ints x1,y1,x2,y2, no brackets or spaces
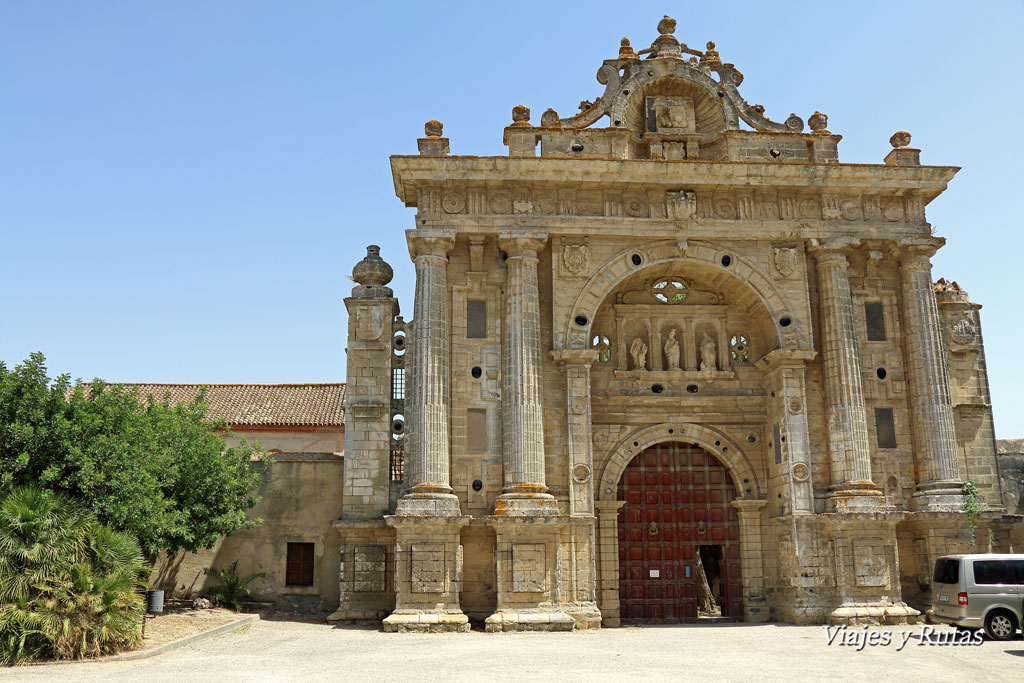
563,601,603,629
394,491,463,517
494,484,560,516
825,602,921,626
828,483,889,512
484,609,576,632
382,610,470,633
909,481,965,512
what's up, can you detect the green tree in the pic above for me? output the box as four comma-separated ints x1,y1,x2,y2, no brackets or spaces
0,353,268,557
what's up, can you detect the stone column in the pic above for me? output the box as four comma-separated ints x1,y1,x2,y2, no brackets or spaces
812,242,885,510
551,348,596,517
901,242,964,510
495,231,558,516
731,499,768,622
383,229,470,634
395,229,460,516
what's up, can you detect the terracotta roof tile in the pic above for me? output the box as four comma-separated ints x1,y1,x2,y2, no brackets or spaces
100,383,346,427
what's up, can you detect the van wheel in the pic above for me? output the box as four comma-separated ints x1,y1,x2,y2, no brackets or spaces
984,610,1018,641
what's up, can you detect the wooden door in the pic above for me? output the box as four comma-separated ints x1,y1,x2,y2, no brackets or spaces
617,441,743,623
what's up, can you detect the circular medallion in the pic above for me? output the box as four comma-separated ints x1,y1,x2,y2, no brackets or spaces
572,464,592,483
715,199,737,219
571,398,587,415
883,201,904,222
791,462,809,482
788,398,802,414
489,192,512,214
441,192,465,214
798,199,819,218
840,200,862,221
624,195,647,217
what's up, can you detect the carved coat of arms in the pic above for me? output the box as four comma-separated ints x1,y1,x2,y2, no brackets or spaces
951,316,978,345
773,247,798,278
667,190,697,221
562,244,589,276
356,307,387,341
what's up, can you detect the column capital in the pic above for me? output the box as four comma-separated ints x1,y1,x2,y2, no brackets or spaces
406,228,456,260
730,499,767,513
808,237,859,266
595,500,627,514
550,348,596,370
498,230,548,258
754,348,817,373
899,237,945,267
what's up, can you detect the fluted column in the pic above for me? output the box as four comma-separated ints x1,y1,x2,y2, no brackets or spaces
395,228,460,516
901,242,964,510
812,243,884,510
495,231,558,516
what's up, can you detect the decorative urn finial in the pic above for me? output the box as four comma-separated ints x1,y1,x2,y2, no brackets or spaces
702,40,721,63
510,104,531,127
424,120,443,138
619,37,637,58
808,111,829,134
890,131,912,148
352,245,393,287
657,15,677,35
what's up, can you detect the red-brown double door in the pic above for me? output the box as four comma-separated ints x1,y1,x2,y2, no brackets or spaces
617,441,743,622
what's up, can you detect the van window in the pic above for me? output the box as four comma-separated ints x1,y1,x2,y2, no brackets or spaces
974,559,1024,585
933,558,960,584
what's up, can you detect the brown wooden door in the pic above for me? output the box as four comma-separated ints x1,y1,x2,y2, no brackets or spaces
617,441,743,623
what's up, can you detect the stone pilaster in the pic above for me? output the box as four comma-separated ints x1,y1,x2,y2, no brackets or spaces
901,241,965,510
551,348,596,516
731,499,768,622
495,231,559,516
812,242,885,511
395,229,460,517
595,500,627,626
755,349,817,515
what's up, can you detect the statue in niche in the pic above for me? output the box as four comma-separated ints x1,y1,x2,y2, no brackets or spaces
700,333,717,371
663,329,681,370
630,337,648,371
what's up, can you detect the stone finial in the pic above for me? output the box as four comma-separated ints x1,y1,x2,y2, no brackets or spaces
619,37,637,59
890,131,912,148
702,41,720,63
352,245,394,287
657,15,677,35
808,111,829,134
511,104,531,127
540,108,560,128
424,120,443,138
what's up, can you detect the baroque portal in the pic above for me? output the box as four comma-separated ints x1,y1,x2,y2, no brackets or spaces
329,16,1010,631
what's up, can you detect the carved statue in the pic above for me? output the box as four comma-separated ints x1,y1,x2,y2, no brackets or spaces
700,333,717,371
663,329,681,370
630,337,648,371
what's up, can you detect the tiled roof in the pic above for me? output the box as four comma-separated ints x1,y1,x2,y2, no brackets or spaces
101,383,346,427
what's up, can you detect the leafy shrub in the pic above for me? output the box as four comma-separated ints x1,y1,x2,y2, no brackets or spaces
205,561,265,611
0,487,148,664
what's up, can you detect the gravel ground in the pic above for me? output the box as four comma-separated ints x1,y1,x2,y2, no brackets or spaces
8,619,1023,682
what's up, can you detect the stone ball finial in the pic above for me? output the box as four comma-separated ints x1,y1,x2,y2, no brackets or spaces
890,131,912,148
352,245,393,287
657,15,676,35
808,111,829,133
511,104,531,126
619,37,637,58
424,120,443,138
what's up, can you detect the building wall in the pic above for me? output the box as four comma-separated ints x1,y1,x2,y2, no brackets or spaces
151,426,344,612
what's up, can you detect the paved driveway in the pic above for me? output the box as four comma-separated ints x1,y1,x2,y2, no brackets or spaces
8,619,1024,682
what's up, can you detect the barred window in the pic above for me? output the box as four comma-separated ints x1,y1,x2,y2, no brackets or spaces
392,368,405,400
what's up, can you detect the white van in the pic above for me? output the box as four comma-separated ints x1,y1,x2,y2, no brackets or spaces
931,554,1024,640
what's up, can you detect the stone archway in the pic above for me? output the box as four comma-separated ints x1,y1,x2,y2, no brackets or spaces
563,240,806,351
597,422,761,502
594,423,768,625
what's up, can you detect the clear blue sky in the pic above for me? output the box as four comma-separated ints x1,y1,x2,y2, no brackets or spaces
2,1,1022,437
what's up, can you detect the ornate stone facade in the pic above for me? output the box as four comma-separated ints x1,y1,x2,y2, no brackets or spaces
330,17,1017,630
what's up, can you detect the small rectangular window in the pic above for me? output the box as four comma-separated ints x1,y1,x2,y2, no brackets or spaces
865,302,886,341
467,300,487,339
874,408,897,449
932,558,960,584
773,423,782,464
467,409,487,451
286,542,315,586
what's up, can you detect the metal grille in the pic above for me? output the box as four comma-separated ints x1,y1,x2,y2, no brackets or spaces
391,368,405,400
390,441,404,481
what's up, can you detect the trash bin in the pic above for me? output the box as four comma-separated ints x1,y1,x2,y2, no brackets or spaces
146,589,164,614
